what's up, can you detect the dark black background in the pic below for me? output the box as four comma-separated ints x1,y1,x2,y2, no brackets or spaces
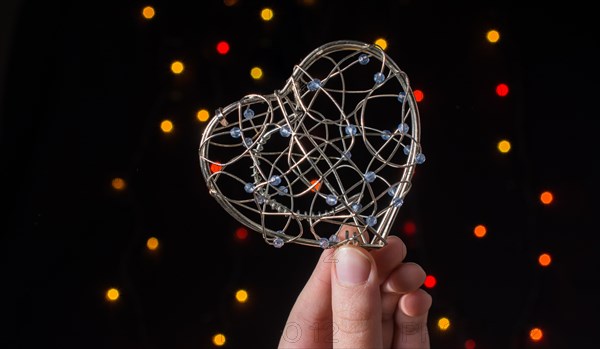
1,1,598,348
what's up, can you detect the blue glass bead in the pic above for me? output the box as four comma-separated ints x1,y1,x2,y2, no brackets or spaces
374,72,385,84
342,151,352,161
244,182,255,193
273,237,284,248
326,194,338,206
243,108,255,119
366,215,377,227
392,197,404,208
398,92,406,103
397,122,409,134
280,125,292,137
345,124,357,136
278,185,288,195
387,186,397,197
329,234,339,243
351,202,362,212
358,54,370,65
270,175,282,186
416,153,426,164
243,137,253,148
319,237,330,249
403,146,410,155
256,194,266,204
381,130,392,140
230,127,241,138
307,79,321,91
364,171,376,183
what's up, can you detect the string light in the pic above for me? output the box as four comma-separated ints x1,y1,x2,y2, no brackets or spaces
210,162,223,174
309,179,321,192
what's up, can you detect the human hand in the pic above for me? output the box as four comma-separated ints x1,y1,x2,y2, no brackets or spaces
278,226,432,349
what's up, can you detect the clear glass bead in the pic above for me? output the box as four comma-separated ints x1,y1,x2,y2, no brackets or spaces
307,79,321,91
374,72,385,84
230,127,241,138
358,54,370,65
364,171,376,183
243,108,255,119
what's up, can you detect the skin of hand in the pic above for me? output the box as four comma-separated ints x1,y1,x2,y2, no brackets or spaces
278,227,432,349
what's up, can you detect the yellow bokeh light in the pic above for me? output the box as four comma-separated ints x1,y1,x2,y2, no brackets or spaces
497,139,511,153
142,6,155,19
529,327,543,341
437,317,450,330
147,237,159,251
250,67,263,80
197,109,210,122
487,29,500,43
212,333,226,346
171,61,184,74
235,289,248,303
260,8,274,21
374,38,388,50
106,288,120,301
160,119,174,133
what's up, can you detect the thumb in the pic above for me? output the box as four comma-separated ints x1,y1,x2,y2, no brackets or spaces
331,246,383,348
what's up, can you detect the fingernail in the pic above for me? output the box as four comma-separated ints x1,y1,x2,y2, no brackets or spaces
335,247,372,286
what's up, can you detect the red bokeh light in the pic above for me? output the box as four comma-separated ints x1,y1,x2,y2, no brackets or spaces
496,83,509,96
424,275,437,288
235,227,248,240
403,220,416,236
216,41,230,55
465,339,476,349
413,89,424,102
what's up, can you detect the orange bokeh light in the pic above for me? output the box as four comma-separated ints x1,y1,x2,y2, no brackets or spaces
474,224,487,238
538,253,552,267
529,327,543,342
310,179,321,192
540,191,553,204
210,162,223,173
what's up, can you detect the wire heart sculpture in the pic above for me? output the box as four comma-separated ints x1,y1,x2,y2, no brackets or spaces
198,40,425,249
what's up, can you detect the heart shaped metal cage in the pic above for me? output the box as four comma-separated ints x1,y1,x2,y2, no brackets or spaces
198,40,425,249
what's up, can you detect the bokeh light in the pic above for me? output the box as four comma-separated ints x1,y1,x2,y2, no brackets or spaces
414,89,424,102
106,288,120,302
170,60,184,74
497,139,511,153
374,38,388,50
212,333,226,346
496,83,509,96
111,177,126,191
210,162,223,173
142,6,155,19
437,317,450,331
223,0,238,6
424,275,437,288
529,327,543,342
486,29,500,43
465,339,476,349
310,179,321,192
197,109,210,122
474,224,487,238
540,191,554,205
403,220,416,236
160,119,174,133
235,227,248,240
250,67,263,80
146,237,159,251
235,289,248,303
538,253,552,267
216,41,230,55
260,7,274,21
